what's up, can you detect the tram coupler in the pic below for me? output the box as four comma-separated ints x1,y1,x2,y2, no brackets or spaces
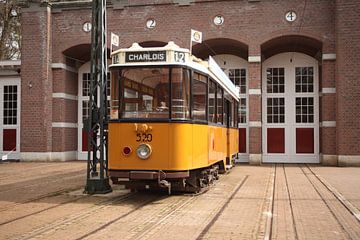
158,170,171,195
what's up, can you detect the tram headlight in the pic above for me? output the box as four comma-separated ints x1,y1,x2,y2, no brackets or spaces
136,144,152,159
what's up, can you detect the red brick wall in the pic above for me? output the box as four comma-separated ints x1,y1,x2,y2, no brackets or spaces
51,0,335,59
52,98,78,123
321,95,336,121
322,61,336,88
21,6,53,152
52,69,78,95
22,0,354,159
52,128,77,152
335,0,360,155
321,128,336,155
249,127,261,154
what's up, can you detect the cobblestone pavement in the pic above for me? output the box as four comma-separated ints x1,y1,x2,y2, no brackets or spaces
0,161,359,239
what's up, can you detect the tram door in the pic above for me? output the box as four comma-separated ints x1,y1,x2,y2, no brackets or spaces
0,79,20,160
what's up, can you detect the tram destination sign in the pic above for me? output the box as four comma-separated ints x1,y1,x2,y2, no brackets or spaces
125,51,166,63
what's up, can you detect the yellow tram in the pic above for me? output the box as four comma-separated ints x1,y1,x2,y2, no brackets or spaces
108,42,239,193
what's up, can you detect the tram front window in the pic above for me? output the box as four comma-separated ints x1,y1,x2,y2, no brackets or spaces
115,67,170,119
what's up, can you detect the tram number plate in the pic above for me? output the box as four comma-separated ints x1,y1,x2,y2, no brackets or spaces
174,51,185,63
136,133,153,142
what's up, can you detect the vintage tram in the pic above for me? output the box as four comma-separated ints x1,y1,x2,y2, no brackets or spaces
108,42,239,193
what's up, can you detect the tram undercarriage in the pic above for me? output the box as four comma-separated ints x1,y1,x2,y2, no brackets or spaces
110,163,228,194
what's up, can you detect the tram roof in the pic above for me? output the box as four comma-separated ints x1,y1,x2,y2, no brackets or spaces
110,41,239,100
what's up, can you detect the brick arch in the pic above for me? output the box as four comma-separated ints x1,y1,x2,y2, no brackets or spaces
63,44,91,63
192,38,248,61
261,35,323,61
62,44,111,63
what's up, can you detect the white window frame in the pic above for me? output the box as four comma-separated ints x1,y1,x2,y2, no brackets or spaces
0,77,21,160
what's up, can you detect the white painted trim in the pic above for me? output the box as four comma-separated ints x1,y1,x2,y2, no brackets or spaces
248,56,261,63
321,88,336,94
0,60,21,67
322,53,336,60
249,154,262,165
52,122,78,128
338,155,360,166
320,121,336,127
21,151,77,161
249,89,261,95
249,121,262,127
51,63,78,73
321,154,338,165
52,93,78,101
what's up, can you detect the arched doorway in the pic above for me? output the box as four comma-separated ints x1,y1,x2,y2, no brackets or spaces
194,38,249,162
213,54,249,162
262,52,319,163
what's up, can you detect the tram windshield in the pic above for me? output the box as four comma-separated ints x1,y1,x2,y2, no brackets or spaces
110,67,190,120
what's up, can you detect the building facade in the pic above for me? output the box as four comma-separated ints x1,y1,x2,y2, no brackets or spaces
1,0,359,165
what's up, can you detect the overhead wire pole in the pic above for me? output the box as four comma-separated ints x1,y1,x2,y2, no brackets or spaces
84,0,112,194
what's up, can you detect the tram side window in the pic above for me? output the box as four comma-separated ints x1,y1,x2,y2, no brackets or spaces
171,68,190,119
110,70,120,119
223,92,232,126
208,80,216,123
119,67,170,119
192,72,207,121
217,87,223,125
234,101,238,127
230,98,235,127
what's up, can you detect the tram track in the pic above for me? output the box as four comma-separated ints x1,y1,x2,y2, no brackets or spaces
300,164,359,240
263,164,277,240
306,165,360,223
70,174,249,240
0,184,84,213
75,187,211,240
0,170,85,194
0,192,88,226
0,169,85,212
196,174,249,240
281,164,299,240
0,163,85,184
11,191,139,240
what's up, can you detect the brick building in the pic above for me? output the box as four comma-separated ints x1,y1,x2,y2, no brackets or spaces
1,0,359,165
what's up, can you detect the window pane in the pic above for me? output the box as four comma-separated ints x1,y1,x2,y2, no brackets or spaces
120,67,170,119
267,97,285,123
239,98,246,123
217,88,223,124
208,81,216,123
3,85,17,125
171,68,190,119
82,73,90,96
192,75,207,121
295,97,314,123
267,68,285,93
110,70,120,119
295,67,314,93
228,68,246,94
